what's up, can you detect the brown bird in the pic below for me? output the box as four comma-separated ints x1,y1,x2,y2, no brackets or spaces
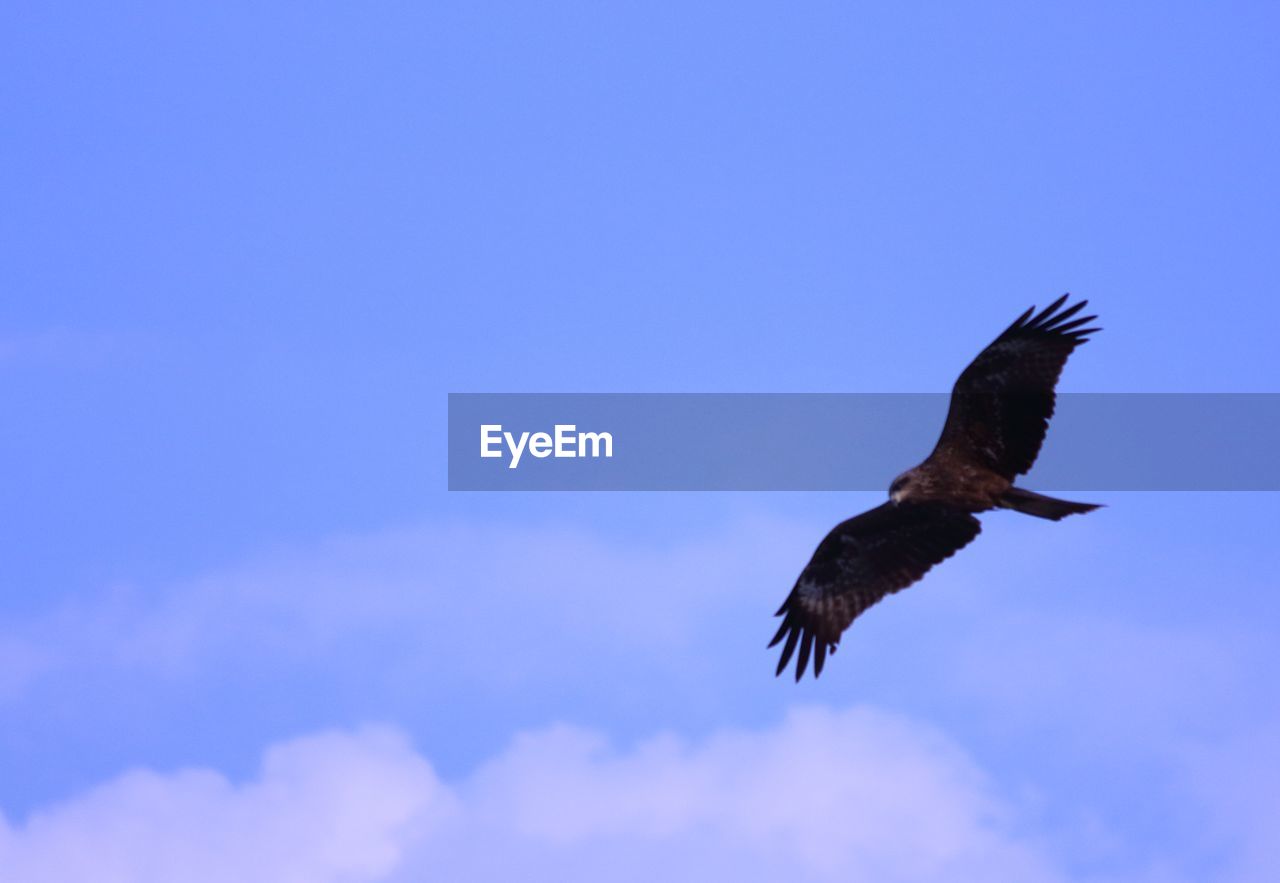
770,295,1101,681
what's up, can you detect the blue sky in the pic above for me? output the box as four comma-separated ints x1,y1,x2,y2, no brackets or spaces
3,3,1279,880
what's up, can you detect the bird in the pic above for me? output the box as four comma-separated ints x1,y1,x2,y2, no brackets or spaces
769,294,1102,681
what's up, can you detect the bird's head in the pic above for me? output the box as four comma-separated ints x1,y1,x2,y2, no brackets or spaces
888,471,914,504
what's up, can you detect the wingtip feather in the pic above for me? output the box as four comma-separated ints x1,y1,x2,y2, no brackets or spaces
1029,293,1070,327
776,626,800,675
767,615,791,648
1040,300,1088,330
795,632,813,682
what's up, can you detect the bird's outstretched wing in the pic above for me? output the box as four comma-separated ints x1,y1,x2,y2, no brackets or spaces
932,294,1100,479
770,502,981,681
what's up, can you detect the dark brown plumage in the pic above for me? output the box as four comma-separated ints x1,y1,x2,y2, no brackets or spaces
770,295,1102,681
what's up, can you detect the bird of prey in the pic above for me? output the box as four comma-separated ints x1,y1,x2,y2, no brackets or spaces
770,294,1101,681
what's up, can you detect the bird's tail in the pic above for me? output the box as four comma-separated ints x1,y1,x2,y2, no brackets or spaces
999,487,1102,521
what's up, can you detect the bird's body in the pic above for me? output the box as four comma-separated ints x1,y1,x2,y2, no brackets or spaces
771,294,1102,680
891,453,1011,510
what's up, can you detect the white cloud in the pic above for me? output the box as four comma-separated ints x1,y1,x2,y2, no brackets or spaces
438,705,1067,883
2,510,1276,881
0,706,1072,883
0,726,447,883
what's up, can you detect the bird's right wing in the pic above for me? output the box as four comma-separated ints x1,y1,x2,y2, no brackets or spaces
770,502,981,681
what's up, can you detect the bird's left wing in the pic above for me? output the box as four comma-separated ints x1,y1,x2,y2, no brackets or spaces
931,294,1100,480
770,502,981,681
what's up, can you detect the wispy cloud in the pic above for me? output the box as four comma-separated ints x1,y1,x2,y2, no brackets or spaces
4,506,1267,723
1177,721,1280,883
0,514,814,699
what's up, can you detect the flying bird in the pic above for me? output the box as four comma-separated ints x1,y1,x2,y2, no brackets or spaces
770,294,1101,681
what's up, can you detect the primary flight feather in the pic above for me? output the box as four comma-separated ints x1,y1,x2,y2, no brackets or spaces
770,294,1101,680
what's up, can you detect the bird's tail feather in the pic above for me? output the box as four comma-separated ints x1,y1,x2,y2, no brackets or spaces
999,487,1101,521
